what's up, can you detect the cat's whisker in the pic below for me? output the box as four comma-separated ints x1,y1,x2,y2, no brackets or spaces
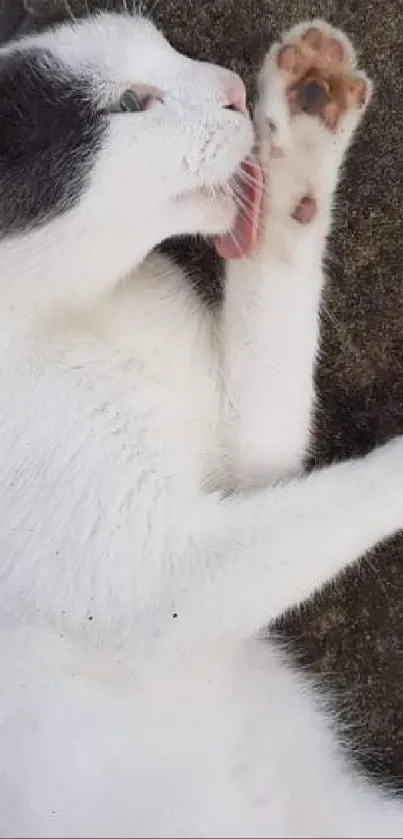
230,180,255,209
207,184,219,204
144,0,161,21
62,0,77,22
235,166,263,191
229,197,255,226
235,166,262,186
229,183,256,219
231,196,255,224
227,228,243,255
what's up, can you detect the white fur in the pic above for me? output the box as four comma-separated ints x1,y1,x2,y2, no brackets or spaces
0,13,403,837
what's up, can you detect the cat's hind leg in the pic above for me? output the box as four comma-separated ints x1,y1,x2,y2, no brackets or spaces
221,22,372,487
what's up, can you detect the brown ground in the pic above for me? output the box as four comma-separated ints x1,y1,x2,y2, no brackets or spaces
2,0,403,788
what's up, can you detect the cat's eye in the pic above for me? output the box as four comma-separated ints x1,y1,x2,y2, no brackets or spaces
119,89,143,113
107,85,163,116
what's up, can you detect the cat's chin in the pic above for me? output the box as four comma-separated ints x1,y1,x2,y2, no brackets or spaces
176,156,263,260
174,186,237,240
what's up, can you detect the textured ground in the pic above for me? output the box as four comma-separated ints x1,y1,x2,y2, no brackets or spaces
1,0,403,787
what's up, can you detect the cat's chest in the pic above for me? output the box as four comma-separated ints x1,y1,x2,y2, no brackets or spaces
0,296,218,639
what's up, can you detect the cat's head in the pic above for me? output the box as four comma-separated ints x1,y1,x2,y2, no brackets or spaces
0,12,257,293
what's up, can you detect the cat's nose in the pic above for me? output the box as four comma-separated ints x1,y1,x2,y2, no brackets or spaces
223,76,247,113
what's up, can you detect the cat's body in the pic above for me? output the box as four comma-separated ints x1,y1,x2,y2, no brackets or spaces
1,12,403,837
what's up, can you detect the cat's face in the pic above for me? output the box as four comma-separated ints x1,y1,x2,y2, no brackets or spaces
0,13,255,266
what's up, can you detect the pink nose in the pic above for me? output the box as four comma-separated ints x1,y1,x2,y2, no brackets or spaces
223,76,247,113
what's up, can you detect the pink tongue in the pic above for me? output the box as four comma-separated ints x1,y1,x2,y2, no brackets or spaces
215,157,263,260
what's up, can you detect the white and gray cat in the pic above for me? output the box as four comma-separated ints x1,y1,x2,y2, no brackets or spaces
0,10,402,837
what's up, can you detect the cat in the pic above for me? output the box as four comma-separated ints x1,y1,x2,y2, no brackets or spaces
1,9,403,837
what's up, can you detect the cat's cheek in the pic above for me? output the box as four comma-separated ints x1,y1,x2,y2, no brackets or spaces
165,112,255,195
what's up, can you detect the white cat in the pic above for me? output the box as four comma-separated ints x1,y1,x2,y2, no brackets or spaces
0,11,403,837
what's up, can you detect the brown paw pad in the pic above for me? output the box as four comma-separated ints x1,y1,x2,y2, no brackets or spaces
301,28,346,64
292,195,317,224
277,44,303,75
277,26,370,130
291,78,330,115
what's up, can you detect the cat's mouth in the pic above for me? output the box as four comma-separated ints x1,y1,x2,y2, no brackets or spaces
215,156,264,260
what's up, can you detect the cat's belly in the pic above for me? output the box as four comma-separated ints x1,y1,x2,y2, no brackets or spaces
0,626,366,838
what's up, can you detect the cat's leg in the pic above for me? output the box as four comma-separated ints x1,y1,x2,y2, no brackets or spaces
221,22,372,486
180,435,403,638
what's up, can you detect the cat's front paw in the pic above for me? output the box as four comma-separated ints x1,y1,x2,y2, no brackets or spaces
255,21,372,224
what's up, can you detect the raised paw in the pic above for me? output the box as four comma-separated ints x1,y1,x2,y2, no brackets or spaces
255,21,372,231
257,20,372,145
276,23,370,130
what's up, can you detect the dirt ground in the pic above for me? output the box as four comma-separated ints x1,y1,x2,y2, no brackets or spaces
2,0,403,788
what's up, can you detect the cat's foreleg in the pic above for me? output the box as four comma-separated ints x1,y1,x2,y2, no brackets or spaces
221,22,371,486
180,435,403,638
